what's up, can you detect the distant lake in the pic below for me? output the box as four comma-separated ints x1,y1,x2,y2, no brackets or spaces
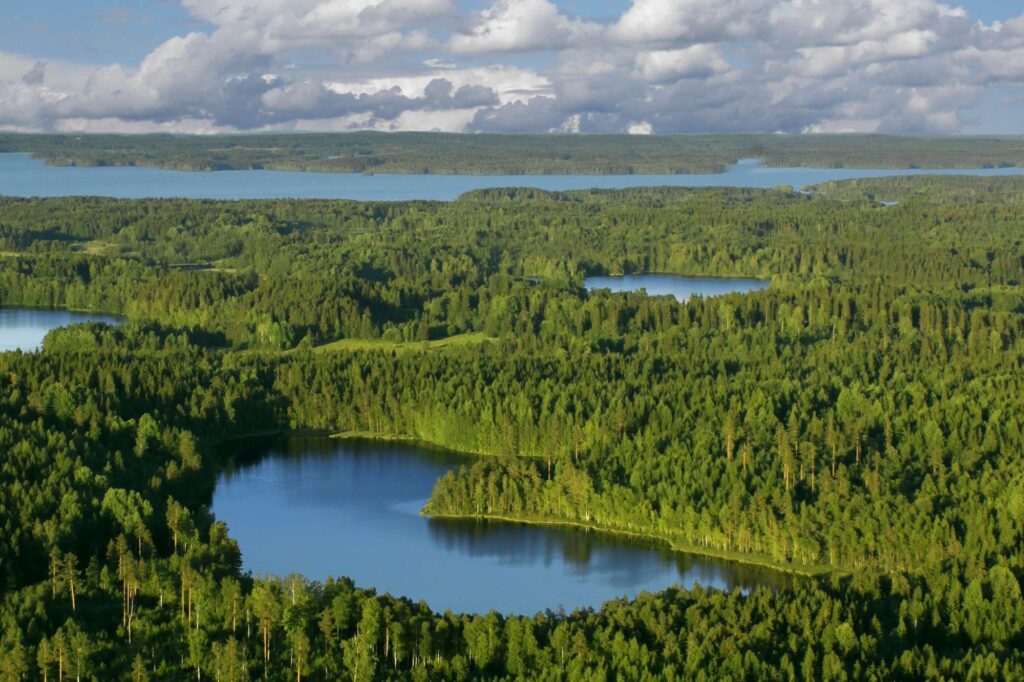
0,308,122,352
585,274,770,302
213,437,795,614
3,153,1024,200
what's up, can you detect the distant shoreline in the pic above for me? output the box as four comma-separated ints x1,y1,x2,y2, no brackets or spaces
4,131,1024,178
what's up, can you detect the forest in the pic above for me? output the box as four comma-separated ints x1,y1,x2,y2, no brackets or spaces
0,176,1022,679
3,132,1024,175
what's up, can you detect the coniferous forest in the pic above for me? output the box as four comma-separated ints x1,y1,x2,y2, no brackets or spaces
1,175,1023,680
4,132,1024,175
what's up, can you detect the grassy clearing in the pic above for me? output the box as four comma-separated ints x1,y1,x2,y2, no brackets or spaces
312,331,495,353
76,240,124,256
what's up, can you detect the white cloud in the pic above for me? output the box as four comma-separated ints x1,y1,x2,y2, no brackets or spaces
768,0,968,46
181,0,453,51
803,118,882,134
449,0,599,53
328,65,550,105
636,45,731,82
0,0,1022,134
958,46,1024,83
609,0,771,44
51,116,239,134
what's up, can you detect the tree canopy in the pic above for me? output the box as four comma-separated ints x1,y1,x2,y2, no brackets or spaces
0,175,1022,679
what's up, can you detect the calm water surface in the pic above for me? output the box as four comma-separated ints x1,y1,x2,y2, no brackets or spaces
4,154,1024,200
586,274,769,302
0,308,122,352
213,437,794,614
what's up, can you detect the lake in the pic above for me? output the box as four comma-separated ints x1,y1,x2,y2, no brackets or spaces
3,153,1024,200
586,274,769,302
213,437,795,614
0,308,122,352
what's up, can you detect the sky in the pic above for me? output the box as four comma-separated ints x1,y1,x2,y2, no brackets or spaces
1,0,1023,135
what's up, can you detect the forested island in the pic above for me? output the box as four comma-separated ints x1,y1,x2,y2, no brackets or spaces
0,176,1023,679
3,132,1024,175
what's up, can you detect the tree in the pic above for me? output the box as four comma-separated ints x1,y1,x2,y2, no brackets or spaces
37,637,53,682
221,577,243,635
826,413,839,477
803,441,818,494
251,580,282,674
109,535,142,643
292,630,311,682
344,599,381,682
63,554,79,614
167,497,196,556
464,612,502,672
777,427,794,493
63,620,91,682
550,622,570,668
723,413,737,462
211,638,250,682
101,488,154,558
131,655,149,682
188,628,209,681
0,627,28,682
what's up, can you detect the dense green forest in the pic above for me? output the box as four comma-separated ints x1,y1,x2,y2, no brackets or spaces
1,176,1023,679
3,132,1024,175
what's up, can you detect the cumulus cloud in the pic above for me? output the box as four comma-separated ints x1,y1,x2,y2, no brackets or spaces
327,65,551,105
0,1,1023,133
609,0,772,45
635,45,731,82
470,96,566,133
767,0,970,47
180,0,453,52
260,77,497,124
449,0,599,53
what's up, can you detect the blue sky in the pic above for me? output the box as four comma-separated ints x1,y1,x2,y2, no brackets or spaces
1,0,1023,134
961,0,1023,23
1,1,199,64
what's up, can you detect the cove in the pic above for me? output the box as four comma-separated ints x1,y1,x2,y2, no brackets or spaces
213,437,796,614
585,274,769,302
4,153,1024,200
0,308,122,352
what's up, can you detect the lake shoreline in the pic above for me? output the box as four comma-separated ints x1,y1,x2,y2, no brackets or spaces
0,307,125,353
217,428,833,581
0,303,125,317
425,511,833,580
333,427,835,579
215,433,807,613
329,430,550,461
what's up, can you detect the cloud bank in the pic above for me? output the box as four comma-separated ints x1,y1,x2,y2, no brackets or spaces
1,0,1023,134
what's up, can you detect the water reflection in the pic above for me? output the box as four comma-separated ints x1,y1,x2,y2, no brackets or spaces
214,436,797,614
428,517,795,592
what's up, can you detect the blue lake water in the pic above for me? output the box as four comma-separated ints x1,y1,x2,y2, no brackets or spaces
213,437,795,614
3,153,1024,200
586,274,769,302
0,308,122,352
